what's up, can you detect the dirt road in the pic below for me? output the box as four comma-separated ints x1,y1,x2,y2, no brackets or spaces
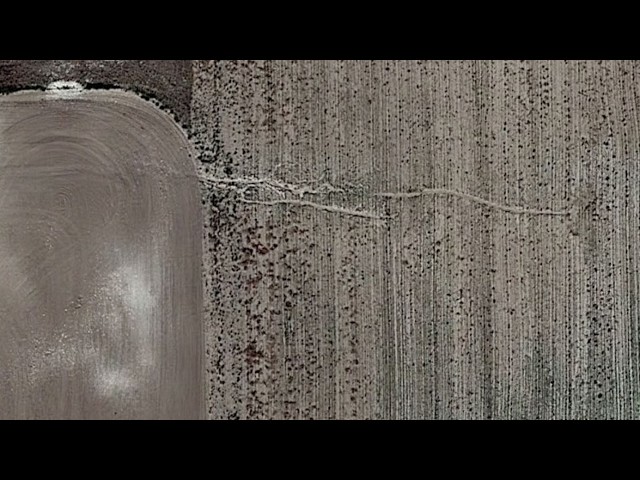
0,89,203,419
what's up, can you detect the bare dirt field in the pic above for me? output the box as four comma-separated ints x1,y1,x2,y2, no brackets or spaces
2,60,640,419
193,61,640,419
0,89,203,419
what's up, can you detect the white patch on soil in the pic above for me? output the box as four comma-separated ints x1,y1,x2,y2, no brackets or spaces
46,81,84,97
95,368,135,396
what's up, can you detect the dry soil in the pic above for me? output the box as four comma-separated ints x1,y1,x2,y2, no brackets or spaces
0,89,203,419
193,60,640,419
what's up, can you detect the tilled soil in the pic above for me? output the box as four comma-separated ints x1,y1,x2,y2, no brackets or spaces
0,60,192,128
193,60,640,419
0,89,203,419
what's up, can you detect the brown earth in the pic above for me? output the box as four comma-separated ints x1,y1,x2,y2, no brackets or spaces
0,89,203,419
3,60,640,419
193,61,640,419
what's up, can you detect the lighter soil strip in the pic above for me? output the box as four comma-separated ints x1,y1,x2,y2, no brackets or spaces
200,175,572,219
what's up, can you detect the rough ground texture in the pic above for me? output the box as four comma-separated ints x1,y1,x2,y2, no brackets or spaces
192,60,640,419
3,60,640,419
0,60,192,128
0,90,203,419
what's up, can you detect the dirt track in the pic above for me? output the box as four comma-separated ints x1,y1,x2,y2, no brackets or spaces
0,89,203,419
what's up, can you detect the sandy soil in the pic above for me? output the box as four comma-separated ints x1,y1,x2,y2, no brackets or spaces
0,89,203,419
